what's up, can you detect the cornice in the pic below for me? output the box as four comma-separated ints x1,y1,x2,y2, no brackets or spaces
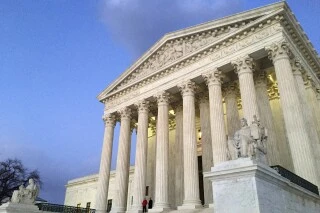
100,3,320,110
281,5,320,80
97,2,286,102
103,12,284,108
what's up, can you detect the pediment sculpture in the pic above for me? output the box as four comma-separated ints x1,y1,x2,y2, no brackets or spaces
227,115,268,164
11,178,39,204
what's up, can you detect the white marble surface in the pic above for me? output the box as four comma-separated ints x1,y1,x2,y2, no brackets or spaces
0,202,40,213
205,158,320,213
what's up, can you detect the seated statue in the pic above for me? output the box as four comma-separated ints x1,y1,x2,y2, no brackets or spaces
11,178,39,204
227,115,268,164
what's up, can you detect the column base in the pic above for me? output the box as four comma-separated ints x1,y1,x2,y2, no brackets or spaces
148,204,170,213
177,203,202,210
95,210,107,213
208,203,214,208
126,210,143,213
110,207,126,213
126,207,143,213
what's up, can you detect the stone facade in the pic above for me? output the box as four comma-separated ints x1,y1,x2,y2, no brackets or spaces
73,2,320,213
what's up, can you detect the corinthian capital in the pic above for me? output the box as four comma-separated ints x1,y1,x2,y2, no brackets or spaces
304,75,316,90
135,99,150,113
118,107,132,120
197,91,209,104
154,91,170,105
202,68,224,86
231,55,255,75
265,40,291,63
290,58,303,76
316,88,320,100
102,113,116,127
178,80,197,96
223,82,239,98
254,72,268,88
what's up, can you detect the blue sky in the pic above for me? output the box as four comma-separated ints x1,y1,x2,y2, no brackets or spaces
0,0,319,205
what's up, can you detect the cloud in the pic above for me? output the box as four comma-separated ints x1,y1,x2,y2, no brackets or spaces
100,0,244,58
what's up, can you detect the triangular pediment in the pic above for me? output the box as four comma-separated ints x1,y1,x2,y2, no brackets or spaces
97,1,302,102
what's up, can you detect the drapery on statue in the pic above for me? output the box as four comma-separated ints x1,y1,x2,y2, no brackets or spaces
11,178,39,204
228,115,268,164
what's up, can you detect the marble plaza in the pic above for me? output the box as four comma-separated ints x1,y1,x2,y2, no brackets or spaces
65,2,320,213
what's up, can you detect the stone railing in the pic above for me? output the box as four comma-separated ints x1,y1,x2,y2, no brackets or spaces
36,203,95,213
271,165,319,195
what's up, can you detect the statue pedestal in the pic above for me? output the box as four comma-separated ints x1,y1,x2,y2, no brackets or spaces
204,158,320,213
0,202,40,213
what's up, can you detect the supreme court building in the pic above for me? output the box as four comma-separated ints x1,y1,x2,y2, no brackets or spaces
65,2,320,212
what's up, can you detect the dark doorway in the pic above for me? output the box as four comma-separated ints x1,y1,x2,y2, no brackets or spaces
198,156,204,205
107,199,112,212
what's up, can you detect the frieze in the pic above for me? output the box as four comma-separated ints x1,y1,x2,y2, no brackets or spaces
112,24,245,93
106,16,284,109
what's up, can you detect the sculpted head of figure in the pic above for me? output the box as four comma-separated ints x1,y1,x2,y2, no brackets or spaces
29,179,34,184
240,118,248,127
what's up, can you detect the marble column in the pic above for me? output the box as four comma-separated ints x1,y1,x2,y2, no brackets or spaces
292,62,320,186
224,82,240,139
177,80,201,209
150,92,170,212
172,103,184,207
198,93,213,206
130,100,150,213
254,72,280,166
202,69,228,164
232,56,259,124
110,107,132,213
95,113,116,213
305,75,320,140
223,82,240,160
268,84,294,171
266,40,319,185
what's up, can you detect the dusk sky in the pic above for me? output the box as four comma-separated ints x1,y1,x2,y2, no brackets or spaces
1,0,319,205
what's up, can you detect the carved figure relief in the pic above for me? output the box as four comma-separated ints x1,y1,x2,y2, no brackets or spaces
228,115,268,164
11,179,39,204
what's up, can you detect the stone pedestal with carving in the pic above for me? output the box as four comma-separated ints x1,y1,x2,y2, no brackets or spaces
204,158,320,213
0,202,40,213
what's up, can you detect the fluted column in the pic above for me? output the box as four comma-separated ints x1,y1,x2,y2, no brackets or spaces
172,103,184,207
266,40,319,185
291,59,320,185
232,56,259,124
268,84,294,171
150,92,170,212
130,101,150,213
110,108,132,213
255,71,280,166
305,75,320,140
224,82,240,145
202,69,228,164
198,93,213,206
95,114,116,213
177,80,201,209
